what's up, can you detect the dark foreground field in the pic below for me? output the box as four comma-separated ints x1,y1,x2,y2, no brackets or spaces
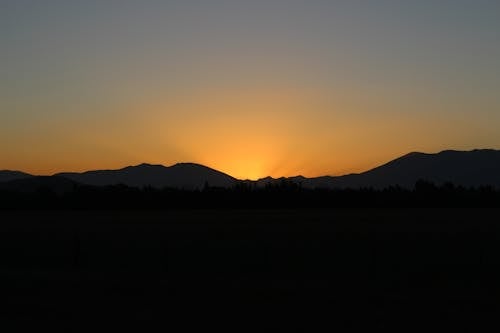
1,209,499,331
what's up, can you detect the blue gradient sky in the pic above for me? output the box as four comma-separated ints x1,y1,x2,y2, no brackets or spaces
2,0,499,179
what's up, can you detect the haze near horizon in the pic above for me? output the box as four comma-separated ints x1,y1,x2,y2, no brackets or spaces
2,1,500,179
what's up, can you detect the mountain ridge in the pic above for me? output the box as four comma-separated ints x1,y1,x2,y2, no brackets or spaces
251,149,500,189
0,170,33,183
1,149,499,190
54,162,236,189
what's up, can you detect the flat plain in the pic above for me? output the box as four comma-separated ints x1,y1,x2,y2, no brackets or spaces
1,208,499,331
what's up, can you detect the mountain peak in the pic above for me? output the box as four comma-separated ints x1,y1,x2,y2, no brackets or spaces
137,163,158,167
3,149,500,190
171,162,206,168
126,163,165,169
54,162,236,189
399,151,427,159
330,148,500,189
0,170,33,183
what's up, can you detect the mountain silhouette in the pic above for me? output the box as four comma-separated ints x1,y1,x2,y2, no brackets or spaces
2,149,499,191
299,149,500,189
55,163,237,189
0,176,78,194
0,170,33,183
251,149,500,189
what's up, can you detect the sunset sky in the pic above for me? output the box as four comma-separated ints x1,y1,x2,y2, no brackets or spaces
2,1,500,179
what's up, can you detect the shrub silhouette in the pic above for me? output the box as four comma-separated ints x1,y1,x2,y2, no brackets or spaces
1,179,499,209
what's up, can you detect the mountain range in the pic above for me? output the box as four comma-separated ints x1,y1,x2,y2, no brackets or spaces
1,149,499,192
290,149,500,189
56,163,236,189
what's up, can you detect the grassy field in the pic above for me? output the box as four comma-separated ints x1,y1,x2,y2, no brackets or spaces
1,208,499,331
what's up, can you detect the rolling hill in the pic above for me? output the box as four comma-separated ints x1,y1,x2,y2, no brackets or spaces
252,149,500,189
1,149,499,191
0,170,33,183
292,149,500,189
0,176,78,194
55,163,237,189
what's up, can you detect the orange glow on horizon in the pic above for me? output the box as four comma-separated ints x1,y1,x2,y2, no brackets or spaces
3,2,500,181
2,79,497,179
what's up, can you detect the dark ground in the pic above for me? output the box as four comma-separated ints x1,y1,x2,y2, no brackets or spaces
1,208,499,332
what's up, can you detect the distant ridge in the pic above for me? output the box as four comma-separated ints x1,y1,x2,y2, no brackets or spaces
1,149,500,190
326,149,500,189
257,149,500,189
0,176,77,194
0,170,33,183
55,162,237,189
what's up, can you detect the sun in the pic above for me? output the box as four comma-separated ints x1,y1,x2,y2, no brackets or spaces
223,158,267,180
195,147,274,180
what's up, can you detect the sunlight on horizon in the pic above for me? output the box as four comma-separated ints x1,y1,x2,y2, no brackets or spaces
1,1,500,177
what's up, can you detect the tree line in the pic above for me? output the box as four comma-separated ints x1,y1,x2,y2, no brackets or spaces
1,179,499,209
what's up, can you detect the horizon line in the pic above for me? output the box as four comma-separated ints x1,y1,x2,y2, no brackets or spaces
1,148,498,181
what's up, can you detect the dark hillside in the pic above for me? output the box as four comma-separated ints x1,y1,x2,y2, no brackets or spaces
56,163,236,189
0,170,33,183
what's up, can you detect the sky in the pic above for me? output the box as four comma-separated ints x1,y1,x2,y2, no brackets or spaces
1,0,500,179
